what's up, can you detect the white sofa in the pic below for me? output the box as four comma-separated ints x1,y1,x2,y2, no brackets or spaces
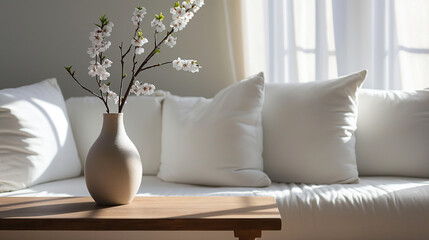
1,74,429,240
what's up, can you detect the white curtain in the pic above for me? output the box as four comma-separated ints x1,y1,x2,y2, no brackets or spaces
240,0,429,90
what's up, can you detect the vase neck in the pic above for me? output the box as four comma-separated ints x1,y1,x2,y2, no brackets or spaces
101,113,125,137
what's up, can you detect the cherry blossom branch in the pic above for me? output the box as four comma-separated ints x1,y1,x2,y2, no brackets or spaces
96,54,108,107
118,23,139,110
119,28,174,112
136,29,174,76
118,42,128,110
141,61,172,71
64,68,110,113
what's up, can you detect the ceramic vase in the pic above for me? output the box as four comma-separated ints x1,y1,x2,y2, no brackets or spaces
85,113,142,205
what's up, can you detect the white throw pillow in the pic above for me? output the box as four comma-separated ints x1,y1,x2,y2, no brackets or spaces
0,79,81,192
158,73,271,187
356,88,429,177
66,92,168,176
262,70,367,184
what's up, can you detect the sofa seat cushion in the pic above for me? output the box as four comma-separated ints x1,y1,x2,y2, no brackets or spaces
1,176,428,240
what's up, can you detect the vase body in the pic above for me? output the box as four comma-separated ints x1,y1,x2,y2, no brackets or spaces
85,113,142,205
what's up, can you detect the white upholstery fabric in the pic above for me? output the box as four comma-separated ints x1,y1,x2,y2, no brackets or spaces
66,93,167,175
1,176,428,240
262,70,366,184
0,79,81,192
356,88,429,177
158,73,271,187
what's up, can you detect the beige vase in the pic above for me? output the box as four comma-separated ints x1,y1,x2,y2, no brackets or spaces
85,113,142,205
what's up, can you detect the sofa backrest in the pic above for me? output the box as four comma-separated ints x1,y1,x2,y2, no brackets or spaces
66,86,429,179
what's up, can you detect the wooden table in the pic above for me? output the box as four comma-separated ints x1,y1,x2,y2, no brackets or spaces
0,196,281,240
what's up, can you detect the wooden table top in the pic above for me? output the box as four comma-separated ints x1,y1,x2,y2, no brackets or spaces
0,196,282,231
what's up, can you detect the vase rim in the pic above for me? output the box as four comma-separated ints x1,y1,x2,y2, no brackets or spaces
103,113,123,115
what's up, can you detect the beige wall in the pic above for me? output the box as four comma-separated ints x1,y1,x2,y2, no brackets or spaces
0,0,242,99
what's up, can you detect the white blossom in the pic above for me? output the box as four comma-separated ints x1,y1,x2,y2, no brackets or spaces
170,18,186,32
146,84,155,95
107,90,120,104
192,0,204,12
88,64,98,77
141,83,155,95
182,60,191,72
100,83,109,93
89,32,103,45
170,7,187,19
99,40,111,52
98,67,110,80
156,22,166,32
131,80,142,96
131,37,148,47
189,60,201,73
135,47,145,55
102,58,112,68
94,27,103,35
88,60,101,77
102,25,112,37
132,7,147,25
87,47,99,58
182,0,193,9
131,16,140,25
185,11,194,21
107,90,118,101
151,18,160,27
165,35,177,48
195,0,204,7
172,57,201,73
151,18,166,33
172,57,183,70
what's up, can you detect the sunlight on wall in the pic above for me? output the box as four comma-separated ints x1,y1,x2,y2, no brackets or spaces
241,0,268,79
241,0,429,89
395,0,429,90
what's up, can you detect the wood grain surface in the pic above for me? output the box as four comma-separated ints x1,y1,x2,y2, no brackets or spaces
0,196,282,231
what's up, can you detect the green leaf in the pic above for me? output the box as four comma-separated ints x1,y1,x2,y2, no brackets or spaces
174,1,180,8
64,66,72,72
102,55,106,60
72,70,75,75
155,12,164,21
94,23,101,28
107,81,111,86
155,49,160,54
124,73,127,78
138,29,143,39
137,6,142,10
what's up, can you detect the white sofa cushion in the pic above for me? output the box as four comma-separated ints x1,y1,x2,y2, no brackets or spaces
0,79,81,192
262,70,366,184
158,73,271,187
66,93,167,175
1,175,428,240
356,88,429,177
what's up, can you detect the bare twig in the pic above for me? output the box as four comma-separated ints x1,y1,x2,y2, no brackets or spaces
141,61,172,71
66,70,101,98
